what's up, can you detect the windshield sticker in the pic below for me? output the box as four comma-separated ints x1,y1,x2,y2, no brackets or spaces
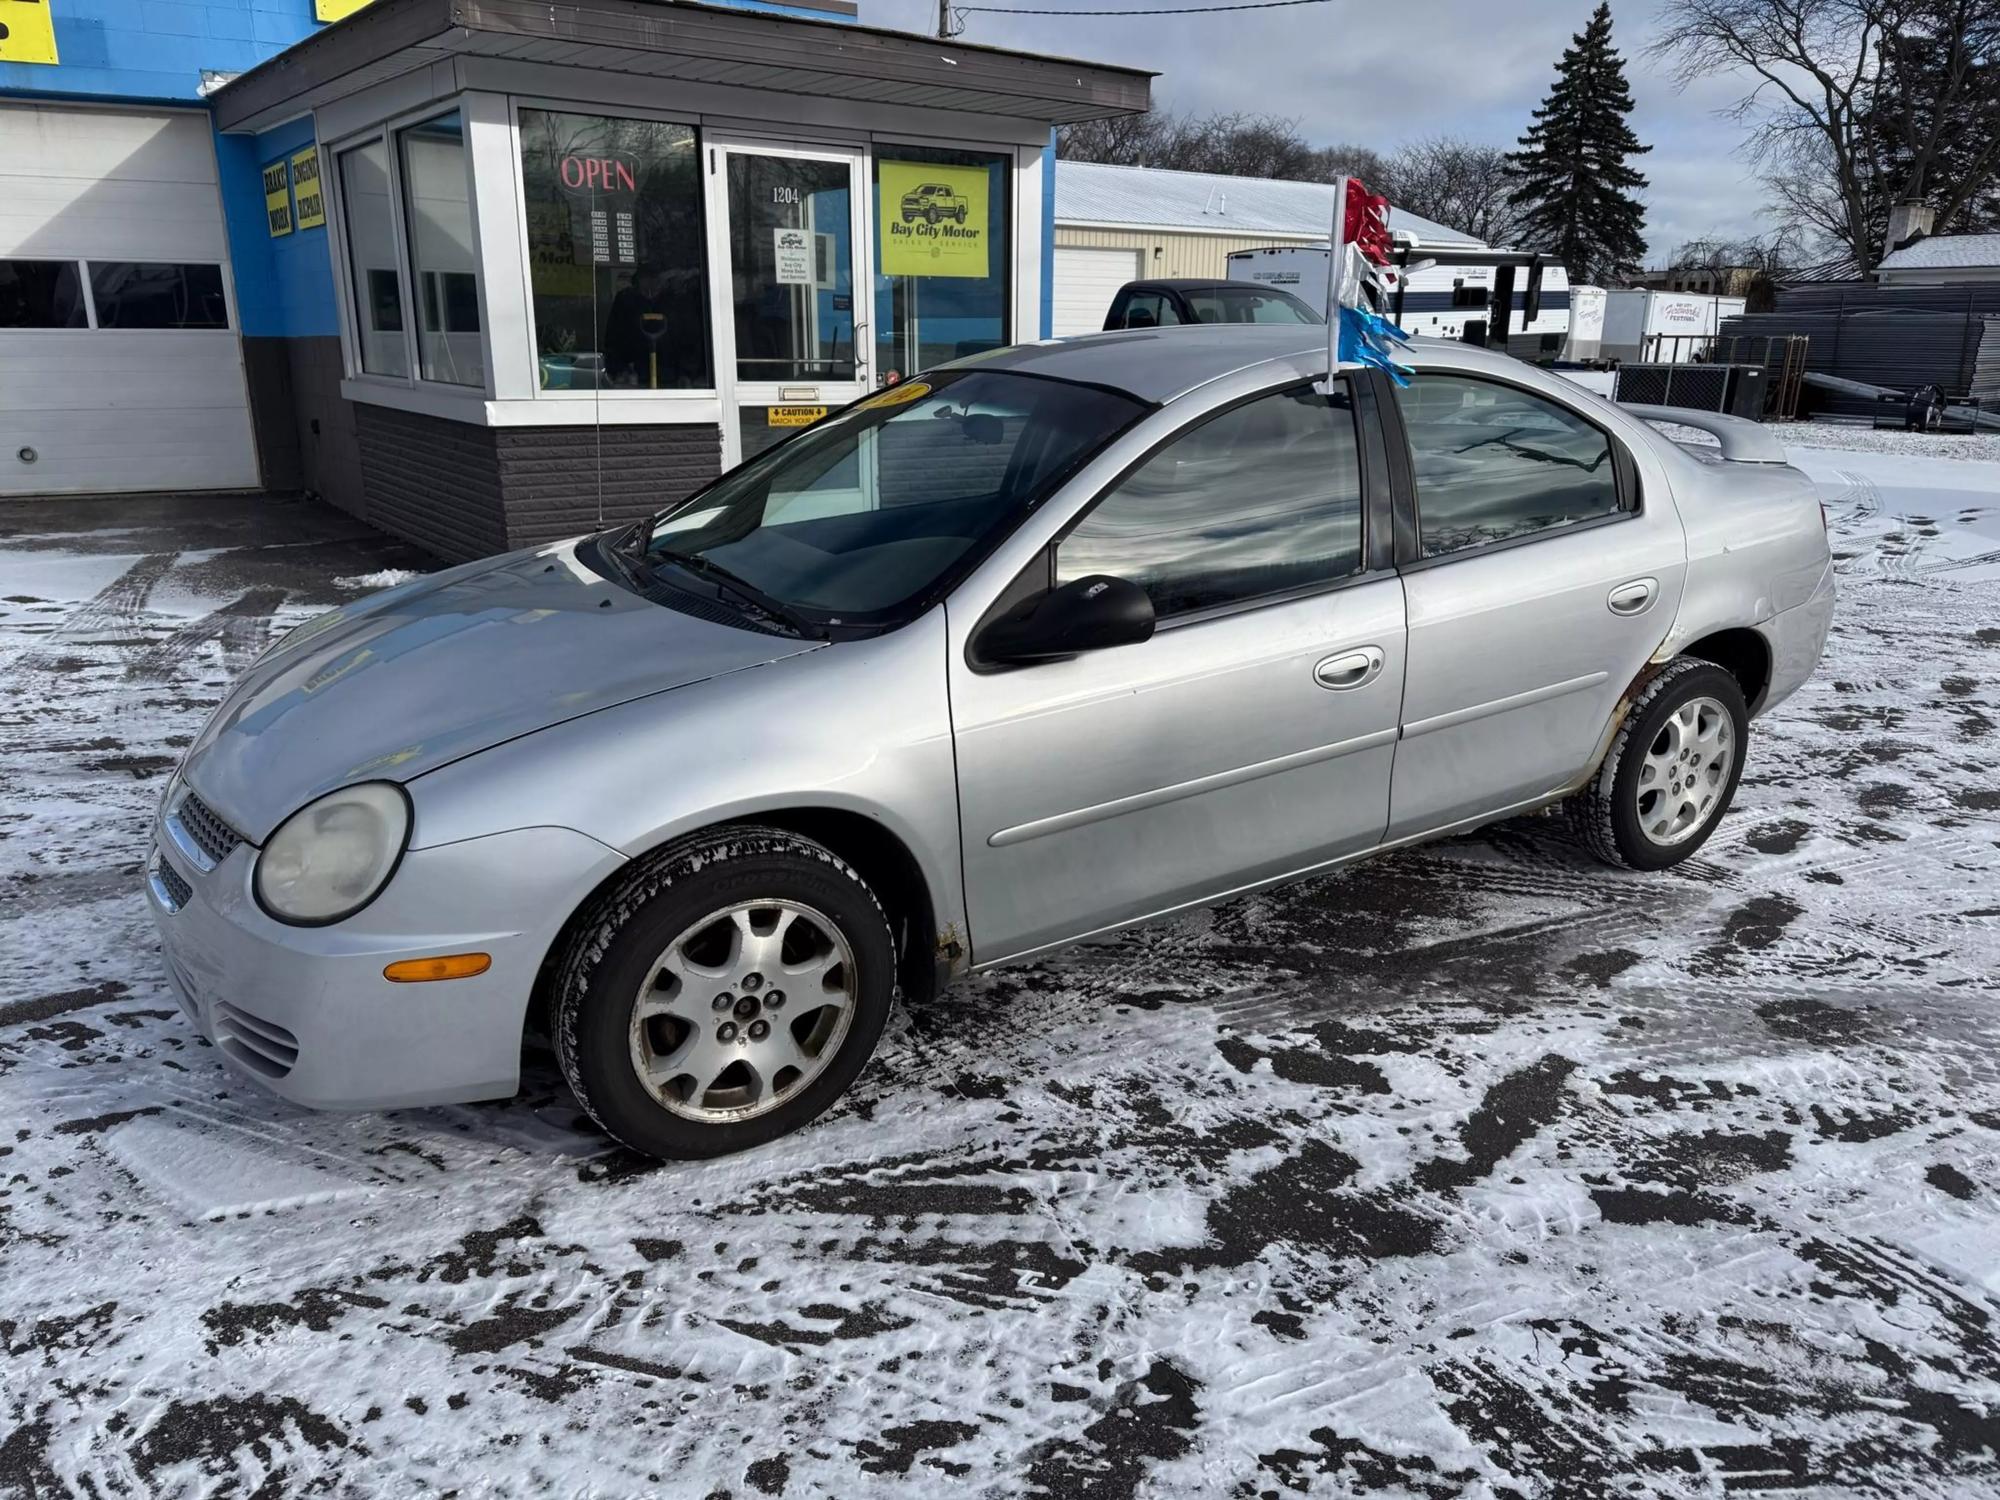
857,381,932,411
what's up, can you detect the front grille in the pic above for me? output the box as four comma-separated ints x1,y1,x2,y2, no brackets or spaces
176,791,243,867
156,861,193,911
214,1001,300,1080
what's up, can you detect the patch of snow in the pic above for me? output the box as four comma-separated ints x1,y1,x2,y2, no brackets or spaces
334,568,423,591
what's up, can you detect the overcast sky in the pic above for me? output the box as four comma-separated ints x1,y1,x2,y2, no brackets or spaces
866,0,1774,262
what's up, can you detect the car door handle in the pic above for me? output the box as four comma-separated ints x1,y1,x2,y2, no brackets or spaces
1607,578,1658,616
1314,646,1385,690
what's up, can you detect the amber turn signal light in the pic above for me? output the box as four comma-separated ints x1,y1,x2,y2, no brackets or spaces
384,953,492,983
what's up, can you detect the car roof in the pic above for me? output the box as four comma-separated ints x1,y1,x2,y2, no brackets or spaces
953,325,1530,405
1129,279,1291,292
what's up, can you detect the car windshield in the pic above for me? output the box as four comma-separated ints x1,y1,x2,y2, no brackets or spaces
633,369,1146,626
1182,287,1322,326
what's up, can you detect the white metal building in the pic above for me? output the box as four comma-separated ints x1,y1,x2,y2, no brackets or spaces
1875,234,2000,287
0,102,260,496
1051,159,1480,335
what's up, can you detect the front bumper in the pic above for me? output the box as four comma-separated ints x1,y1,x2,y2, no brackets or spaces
148,809,626,1110
1759,556,1837,716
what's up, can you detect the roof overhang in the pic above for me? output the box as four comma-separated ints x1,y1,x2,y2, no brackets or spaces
211,0,1153,133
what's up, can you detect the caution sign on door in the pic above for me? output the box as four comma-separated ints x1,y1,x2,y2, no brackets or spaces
879,161,990,279
0,0,61,64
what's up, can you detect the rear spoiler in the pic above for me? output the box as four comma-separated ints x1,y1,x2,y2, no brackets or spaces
1623,405,1789,465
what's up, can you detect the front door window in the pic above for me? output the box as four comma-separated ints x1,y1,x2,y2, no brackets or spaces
725,155,858,387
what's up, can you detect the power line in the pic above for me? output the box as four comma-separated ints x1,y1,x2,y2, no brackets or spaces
957,0,1332,15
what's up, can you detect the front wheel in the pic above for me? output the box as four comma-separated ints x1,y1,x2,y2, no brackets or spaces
1570,658,1748,870
552,827,895,1159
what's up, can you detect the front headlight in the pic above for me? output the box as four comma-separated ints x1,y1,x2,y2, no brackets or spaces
254,782,410,925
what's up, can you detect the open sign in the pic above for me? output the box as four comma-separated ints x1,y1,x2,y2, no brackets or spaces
560,156,637,193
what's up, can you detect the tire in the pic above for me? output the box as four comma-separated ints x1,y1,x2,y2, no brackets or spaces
1569,658,1749,871
955,208,966,224
552,826,895,1159
925,207,939,225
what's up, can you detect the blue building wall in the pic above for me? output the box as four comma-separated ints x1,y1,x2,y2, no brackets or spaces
0,0,317,103
214,116,339,338
2,0,856,102
1040,134,1055,339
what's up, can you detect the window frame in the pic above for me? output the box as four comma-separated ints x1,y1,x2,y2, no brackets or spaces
396,106,484,388
325,95,486,393
1382,367,1640,573
1044,374,1383,633
506,95,717,403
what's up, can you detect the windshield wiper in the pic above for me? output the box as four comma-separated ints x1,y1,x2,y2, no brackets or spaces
650,547,824,640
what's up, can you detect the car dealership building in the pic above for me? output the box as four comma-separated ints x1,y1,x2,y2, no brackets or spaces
1,0,1147,558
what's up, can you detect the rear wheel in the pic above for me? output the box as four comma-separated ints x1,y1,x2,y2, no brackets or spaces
1571,658,1748,870
553,827,895,1159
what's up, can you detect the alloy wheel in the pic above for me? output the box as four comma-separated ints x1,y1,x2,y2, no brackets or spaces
627,900,856,1122
1634,694,1735,846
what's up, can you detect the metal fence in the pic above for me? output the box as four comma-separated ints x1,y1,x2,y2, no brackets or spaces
1631,334,1811,419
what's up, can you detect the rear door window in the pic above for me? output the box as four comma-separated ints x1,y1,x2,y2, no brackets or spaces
1395,374,1622,557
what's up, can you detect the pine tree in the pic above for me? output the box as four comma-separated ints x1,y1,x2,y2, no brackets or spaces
1506,3,1651,283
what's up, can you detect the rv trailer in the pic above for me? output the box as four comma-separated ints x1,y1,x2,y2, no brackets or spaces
1226,243,1573,359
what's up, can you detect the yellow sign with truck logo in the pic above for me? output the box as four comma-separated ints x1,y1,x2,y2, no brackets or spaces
262,158,293,238
0,0,61,64
291,146,326,230
879,161,990,280
314,0,377,21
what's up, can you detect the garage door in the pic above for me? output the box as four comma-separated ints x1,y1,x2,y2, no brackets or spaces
1051,246,1142,336
1,103,258,497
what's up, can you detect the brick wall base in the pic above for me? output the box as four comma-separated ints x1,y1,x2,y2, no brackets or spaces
347,404,724,563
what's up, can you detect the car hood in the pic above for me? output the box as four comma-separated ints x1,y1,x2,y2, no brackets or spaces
182,540,822,842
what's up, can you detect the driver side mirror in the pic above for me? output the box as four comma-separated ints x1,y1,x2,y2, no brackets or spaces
977,574,1155,665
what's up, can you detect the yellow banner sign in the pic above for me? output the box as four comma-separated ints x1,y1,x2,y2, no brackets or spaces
767,406,828,428
0,0,61,64
262,159,293,238
314,0,376,21
291,146,326,230
879,161,990,280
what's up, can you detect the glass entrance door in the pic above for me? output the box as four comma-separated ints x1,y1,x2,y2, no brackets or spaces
708,139,870,467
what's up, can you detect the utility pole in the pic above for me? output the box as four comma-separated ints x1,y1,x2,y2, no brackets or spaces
937,0,955,37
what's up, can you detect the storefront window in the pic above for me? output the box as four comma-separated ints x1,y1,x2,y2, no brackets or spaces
338,138,410,378
872,147,1011,380
399,111,483,387
518,108,710,392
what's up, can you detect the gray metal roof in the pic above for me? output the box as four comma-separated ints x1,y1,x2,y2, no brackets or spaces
1055,160,1483,248
211,0,1152,132
952,324,1517,404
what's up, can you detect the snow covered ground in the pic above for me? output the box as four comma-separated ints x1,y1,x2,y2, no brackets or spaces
2,460,1998,1498
1782,420,2000,465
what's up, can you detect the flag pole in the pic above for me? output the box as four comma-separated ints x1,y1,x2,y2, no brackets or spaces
1316,176,1349,395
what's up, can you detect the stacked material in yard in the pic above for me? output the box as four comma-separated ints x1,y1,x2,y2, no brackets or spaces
1720,296,1993,416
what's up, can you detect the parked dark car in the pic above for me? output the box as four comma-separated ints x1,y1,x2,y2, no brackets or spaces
1102,279,1323,331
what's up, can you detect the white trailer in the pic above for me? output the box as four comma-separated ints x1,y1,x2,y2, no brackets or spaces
1599,290,1750,363
1565,285,1607,361
1225,243,1573,357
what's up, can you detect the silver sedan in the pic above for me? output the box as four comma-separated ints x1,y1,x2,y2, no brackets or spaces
150,328,1835,1158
